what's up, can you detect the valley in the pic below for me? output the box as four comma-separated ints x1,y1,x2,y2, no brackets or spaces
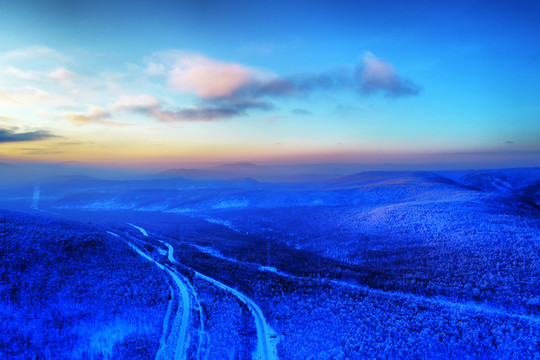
1,168,539,359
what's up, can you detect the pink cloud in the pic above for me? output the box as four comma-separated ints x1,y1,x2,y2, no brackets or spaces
112,94,160,111
168,54,254,99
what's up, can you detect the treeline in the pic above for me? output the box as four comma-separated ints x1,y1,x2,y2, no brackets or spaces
193,277,256,359
0,210,169,359
253,277,540,360
210,193,540,314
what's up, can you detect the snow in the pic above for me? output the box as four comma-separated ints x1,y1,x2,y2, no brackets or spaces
204,217,238,231
191,245,226,259
31,185,40,210
128,223,148,236
211,198,249,209
122,233,191,360
163,240,278,360
195,271,279,360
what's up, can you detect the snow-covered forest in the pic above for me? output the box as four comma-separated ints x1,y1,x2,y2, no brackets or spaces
1,168,539,359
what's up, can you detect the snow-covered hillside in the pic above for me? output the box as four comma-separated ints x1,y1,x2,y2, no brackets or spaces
1,167,539,359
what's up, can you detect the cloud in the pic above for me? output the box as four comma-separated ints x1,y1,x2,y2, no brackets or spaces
0,47,71,77
20,147,64,155
0,93,22,105
228,69,352,99
505,140,515,144
112,94,161,111
0,115,16,122
0,127,57,143
356,52,421,97
169,57,254,99
225,55,419,100
3,66,84,93
145,62,166,76
292,108,313,116
149,107,240,122
0,46,68,62
0,87,78,108
63,106,130,127
133,99,274,122
48,67,79,84
146,51,262,99
139,50,421,121
3,66,36,80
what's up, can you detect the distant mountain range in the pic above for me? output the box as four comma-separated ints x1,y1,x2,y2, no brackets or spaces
156,162,353,182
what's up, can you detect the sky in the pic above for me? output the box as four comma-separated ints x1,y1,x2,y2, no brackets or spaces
0,0,539,170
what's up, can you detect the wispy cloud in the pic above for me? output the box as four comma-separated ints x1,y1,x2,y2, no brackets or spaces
0,127,57,143
0,87,78,108
0,46,69,63
3,66,36,80
0,115,17,122
63,106,130,127
1,46,422,129
231,69,353,99
48,67,79,85
356,52,421,97
126,98,274,122
0,93,22,105
20,147,64,155
112,94,161,111
149,51,420,107
138,50,422,122
139,51,350,121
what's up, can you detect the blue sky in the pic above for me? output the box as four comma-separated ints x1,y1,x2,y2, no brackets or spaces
0,0,539,168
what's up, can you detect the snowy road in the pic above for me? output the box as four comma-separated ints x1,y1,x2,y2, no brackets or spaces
114,227,192,360
31,185,40,210
129,223,149,236
161,241,279,360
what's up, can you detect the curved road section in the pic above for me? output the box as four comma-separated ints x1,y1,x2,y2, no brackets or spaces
161,241,279,360
113,227,192,360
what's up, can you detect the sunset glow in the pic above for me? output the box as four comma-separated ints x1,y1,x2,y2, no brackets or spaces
1,1,539,169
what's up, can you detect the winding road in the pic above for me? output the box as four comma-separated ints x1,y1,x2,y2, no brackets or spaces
116,224,279,359
111,227,192,360
160,240,279,360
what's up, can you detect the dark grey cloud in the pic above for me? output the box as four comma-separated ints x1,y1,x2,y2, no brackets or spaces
134,100,275,122
505,140,515,144
355,53,421,97
0,128,57,143
227,55,420,101
230,69,353,99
